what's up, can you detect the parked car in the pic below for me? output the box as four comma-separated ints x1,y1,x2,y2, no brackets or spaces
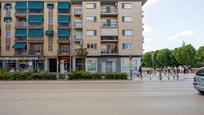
193,68,204,94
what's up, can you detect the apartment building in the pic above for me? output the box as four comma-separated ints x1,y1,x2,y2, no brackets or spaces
0,0,146,75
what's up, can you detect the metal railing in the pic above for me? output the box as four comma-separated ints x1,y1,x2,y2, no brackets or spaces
101,7,117,14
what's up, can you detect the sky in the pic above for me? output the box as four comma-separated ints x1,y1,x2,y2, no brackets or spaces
143,0,204,52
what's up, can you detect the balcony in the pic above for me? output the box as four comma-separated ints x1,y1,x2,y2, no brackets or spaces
15,49,27,56
58,49,70,55
16,22,27,28
101,20,118,28
101,7,117,15
28,10,43,14
27,37,43,43
28,23,43,28
15,10,27,16
74,21,82,29
74,8,82,16
101,36,118,42
15,37,27,42
74,33,82,41
58,37,70,43
101,44,118,55
58,23,70,28
28,50,43,56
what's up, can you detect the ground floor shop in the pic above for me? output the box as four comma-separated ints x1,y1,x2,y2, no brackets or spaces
72,56,142,75
0,57,44,72
0,56,141,75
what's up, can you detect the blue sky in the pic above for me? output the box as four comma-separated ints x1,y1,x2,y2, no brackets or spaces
143,0,204,52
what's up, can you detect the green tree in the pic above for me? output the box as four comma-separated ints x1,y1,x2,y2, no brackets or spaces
196,46,204,67
156,49,171,67
169,50,178,66
174,44,196,66
142,52,153,67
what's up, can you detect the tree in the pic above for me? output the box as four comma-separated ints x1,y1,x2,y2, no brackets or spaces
196,46,204,67
75,46,88,58
169,50,178,66
142,52,153,67
156,49,171,67
174,44,196,66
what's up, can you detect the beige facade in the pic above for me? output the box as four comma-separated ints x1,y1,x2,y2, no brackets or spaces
0,0,146,74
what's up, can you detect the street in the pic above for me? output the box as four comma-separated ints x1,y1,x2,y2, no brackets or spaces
0,79,204,115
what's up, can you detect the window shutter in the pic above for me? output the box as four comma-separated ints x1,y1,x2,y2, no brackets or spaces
94,17,97,22
122,43,125,49
94,30,96,36
94,3,96,8
122,30,125,36
122,16,125,22
122,3,125,8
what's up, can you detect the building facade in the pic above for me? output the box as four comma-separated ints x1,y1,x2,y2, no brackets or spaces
0,0,146,75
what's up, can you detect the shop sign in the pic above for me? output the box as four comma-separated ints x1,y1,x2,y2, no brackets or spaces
0,57,39,60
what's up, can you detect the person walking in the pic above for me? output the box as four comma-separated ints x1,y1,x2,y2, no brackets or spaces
139,66,142,78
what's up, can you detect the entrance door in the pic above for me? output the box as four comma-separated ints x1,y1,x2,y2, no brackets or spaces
49,59,57,72
76,58,85,71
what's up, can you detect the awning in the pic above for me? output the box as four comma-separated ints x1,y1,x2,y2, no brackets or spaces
58,2,70,10
28,15,43,23
45,30,54,36
58,15,70,23
15,29,27,37
13,42,26,49
58,29,70,37
28,29,44,37
28,1,44,10
15,2,27,10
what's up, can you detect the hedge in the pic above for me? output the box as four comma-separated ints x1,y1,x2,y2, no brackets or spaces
68,71,128,80
0,69,56,80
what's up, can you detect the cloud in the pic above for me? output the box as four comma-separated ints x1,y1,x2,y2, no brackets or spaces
144,38,152,42
143,0,158,8
167,31,196,41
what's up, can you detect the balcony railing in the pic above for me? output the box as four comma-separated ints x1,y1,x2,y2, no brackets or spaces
74,21,82,28
58,49,70,55
101,7,118,15
101,36,118,41
58,37,70,43
28,10,43,14
58,23,70,28
101,47,118,55
101,21,118,27
15,10,27,15
16,22,27,27
15,37,27,41
74,33,82,41
28,23,43,28
27,37,43,42
74,8,82,15
28,50,43,55
15,50,27,56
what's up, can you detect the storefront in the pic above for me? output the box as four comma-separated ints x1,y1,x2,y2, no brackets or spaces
0,57,44,72
58,56,71,74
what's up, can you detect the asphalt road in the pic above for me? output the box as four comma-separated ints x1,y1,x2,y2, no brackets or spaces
0,79,204,115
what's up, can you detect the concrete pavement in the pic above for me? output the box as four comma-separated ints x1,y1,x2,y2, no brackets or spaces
0,79,204,115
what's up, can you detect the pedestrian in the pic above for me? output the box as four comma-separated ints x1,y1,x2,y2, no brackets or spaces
139,66,142,78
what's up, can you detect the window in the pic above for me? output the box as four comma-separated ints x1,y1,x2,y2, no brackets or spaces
123,30,133,36
86,16,96,23
48,17,53,25
86,30,96,36
4,18,12,24
122,3,132,9
6,44,10,51
87,44,97,49
196,69,204,76
86,58,97,72
4,4,12,11
5,31,11,39
48,42,53,51
122,16,132,22
35,45,42,53
47,4,54,11
86,3,96,9
122,43,133,50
